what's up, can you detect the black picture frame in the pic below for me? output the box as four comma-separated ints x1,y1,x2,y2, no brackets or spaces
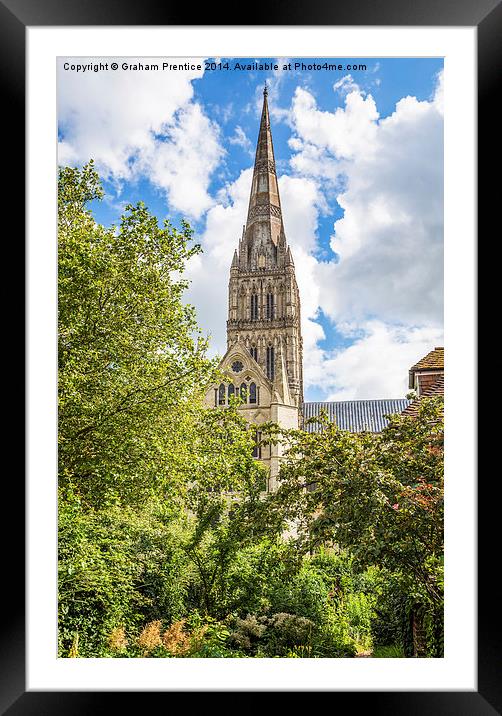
4,0,489,711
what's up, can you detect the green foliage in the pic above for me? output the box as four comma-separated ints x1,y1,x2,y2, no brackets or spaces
265,613,317,656
269,564,330,624
268,398,444,654
372,644,405,658
369,569,408,650
224,550,376,658
58,161,215,509
58,163,443,659
187,619,239,658
58,493,152,656
229,614,269,652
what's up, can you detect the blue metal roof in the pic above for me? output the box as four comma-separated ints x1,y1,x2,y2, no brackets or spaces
303,399,411,433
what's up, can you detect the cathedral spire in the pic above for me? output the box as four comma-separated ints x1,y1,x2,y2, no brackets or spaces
253,84,275,171
226,87,303,410
241,87,286,268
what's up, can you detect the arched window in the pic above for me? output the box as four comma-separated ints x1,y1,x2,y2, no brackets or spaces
228,384,235,401
250,294,258,320
249,382,257,404
218,383,226,405
250,346,258,362
266,346,275,380
240,383,248,401
252,430,262,459
266,293,275,320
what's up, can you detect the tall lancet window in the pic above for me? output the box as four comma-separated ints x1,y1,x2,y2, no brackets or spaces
252,430,262,459
250,346,258,362
218,383,226,405
266,346,275,380
266,293,275,320
249,382,257,404
251,294,259,320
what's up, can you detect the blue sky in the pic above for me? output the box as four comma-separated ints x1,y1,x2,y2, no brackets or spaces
58,56,444,401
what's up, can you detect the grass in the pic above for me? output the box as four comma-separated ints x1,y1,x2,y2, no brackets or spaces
371,644,405,658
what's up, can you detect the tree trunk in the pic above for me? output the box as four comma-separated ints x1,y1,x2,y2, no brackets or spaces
412,609,427,657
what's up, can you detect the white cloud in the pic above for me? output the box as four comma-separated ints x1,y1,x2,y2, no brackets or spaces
139,103,224,219
309,315,446,403
292,76,443,323
333,74,361,95
229,125,253,156
184,167,254,355
185,72,444,399
278,176,326,365
57,58,223,219
311,321,444,401
290,86,379,161
432,69,444,115
59,60,444,400
286,72,444,398
279,175,322,256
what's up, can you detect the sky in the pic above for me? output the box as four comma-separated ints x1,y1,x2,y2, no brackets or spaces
57,56,444,402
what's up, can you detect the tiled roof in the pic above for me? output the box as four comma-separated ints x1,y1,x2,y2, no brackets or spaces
303,399,411,434
401,375,444,417
410,347,444,372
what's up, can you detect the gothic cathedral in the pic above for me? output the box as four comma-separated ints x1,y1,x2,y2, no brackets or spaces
205,87,303,490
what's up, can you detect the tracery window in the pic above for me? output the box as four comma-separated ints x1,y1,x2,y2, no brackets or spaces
266,346,275,380
252,430,262,459
266,293,275,320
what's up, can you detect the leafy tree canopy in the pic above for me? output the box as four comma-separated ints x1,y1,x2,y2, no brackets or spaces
58,161,217,508
267,396,444,607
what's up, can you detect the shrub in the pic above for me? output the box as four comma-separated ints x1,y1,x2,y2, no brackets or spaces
229,614,268,652
269,565,329,624
58,497,193,657
137,620,163,655
265,613,316,656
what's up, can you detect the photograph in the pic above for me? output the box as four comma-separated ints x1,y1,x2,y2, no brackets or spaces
56,55,446,661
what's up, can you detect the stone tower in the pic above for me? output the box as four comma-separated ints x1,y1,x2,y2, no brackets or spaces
227,87,304,407
205,87,303,490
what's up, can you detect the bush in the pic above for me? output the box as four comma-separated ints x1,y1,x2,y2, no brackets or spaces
269,564,330,624
265,613,316,656
229,614,268,652
58,496,193,657
268,551,374,656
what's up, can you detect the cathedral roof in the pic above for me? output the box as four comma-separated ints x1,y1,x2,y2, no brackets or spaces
303,399,411,433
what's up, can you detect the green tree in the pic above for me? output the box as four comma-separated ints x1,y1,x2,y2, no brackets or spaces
268,396,444,656
58,162,215,508
179,405,285,618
